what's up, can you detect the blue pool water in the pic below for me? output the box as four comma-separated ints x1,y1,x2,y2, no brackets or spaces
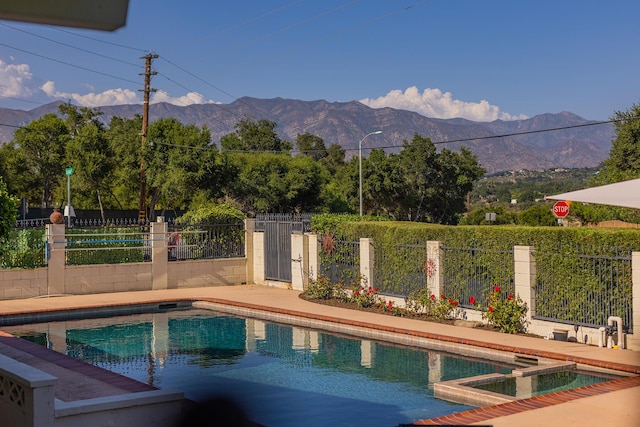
4,309,570,426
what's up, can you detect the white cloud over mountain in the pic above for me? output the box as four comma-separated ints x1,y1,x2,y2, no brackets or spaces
41,81,139,107
360,86,528,122
0,59,37,98
152,91,217,106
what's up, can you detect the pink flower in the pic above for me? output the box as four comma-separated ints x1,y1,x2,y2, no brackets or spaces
469,296,476,305
493,286,501,293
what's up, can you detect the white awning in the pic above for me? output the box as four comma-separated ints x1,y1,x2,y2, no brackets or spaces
544,178,640,209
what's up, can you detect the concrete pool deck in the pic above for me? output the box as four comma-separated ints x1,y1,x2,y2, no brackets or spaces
0,284,639,426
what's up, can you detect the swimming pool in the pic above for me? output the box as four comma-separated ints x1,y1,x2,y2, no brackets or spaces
3,308,617,427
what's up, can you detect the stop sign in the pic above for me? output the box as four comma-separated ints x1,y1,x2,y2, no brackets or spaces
553,200,570,218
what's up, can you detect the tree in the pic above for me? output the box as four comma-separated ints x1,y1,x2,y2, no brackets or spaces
60,104,113,220
220,117,292,152
396,134,485,224
518,204,558,226
295,132,328,161
597,101,640,183
0,143,39,205
144,118,217,217
0,177,18,245
13,114,69,208
574,102,640,224
224,152,326,214
105,115,143,209
65,121,114,220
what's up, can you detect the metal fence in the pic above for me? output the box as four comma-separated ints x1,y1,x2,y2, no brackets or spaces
534,245,633,333
374,243,427,297
64,230,149,265
167,223,245,260
441,245,515,307
319,235,360,286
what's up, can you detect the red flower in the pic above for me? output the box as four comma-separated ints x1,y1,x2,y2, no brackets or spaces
469,296,476,305
375,287,379,292
448,299,453,304
493,286,501,293
452,300,459,306
388,301,393,307
440,294,446,300
507,294,514,300
355,291,360,297
430,294,436,301
488,306,494,312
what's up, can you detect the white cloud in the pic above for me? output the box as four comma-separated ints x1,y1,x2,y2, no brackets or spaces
360,86,528,122
151,90,217,106
40,81,139,106
0,59,37,98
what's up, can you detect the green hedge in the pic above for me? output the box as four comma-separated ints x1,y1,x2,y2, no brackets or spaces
312,218,639,328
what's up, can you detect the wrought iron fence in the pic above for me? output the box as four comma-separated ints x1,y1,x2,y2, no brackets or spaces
167,223,245,260
441,245,514,307
534,245,633,333
318,235,359,286
63,230,149,265
374,243,427,297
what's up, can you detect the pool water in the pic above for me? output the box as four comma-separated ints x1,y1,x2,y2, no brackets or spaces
473,370,617,398
2,309,604,427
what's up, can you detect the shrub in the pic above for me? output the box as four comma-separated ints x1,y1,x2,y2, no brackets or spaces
406,289,459,320
480,286,528,333
348,278,380,308
305,274,346,300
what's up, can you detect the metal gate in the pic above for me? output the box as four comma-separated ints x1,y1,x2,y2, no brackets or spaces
256,213,312,282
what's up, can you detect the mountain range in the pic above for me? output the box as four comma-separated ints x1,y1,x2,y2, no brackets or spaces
0,98,614,174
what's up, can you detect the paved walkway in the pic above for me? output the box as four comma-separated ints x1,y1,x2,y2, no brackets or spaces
1,285,639,426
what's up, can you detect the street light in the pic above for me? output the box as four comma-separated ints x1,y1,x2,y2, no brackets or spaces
359,130,383,216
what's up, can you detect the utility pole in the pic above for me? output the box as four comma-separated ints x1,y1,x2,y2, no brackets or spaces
138,53,158,224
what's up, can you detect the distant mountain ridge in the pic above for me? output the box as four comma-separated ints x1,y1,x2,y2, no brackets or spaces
0,98,614,174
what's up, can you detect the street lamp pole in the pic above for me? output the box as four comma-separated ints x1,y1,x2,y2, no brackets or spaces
359,130,383,217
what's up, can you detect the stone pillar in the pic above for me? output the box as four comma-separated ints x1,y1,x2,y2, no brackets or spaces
252,232,265,285
514,246,536,324
426,241,442,297
151,221,168,290
515,375,535,399
244,219,255,285
630,252,640,350
308,233,320,281
359,238,375,288
46,224,66,296
291,233,308,291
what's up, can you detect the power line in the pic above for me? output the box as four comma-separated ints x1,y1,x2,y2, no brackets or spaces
0,22,142,68
47,25,147,52
0,42,141,85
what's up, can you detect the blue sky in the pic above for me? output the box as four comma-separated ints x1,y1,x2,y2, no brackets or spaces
1,0,638,121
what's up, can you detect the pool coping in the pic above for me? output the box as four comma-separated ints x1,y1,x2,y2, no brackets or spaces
1,295,639,426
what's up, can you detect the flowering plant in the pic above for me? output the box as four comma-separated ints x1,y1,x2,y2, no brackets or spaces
476,286,528,334
377,299,403,316
349,278,380,308
406,289,459,320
